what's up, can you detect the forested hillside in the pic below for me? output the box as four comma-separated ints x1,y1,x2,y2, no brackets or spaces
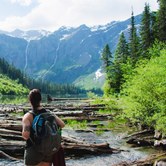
0,57,92,95
99,0,166,132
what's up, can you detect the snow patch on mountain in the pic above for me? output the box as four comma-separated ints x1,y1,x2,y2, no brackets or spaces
4,29,52,41
94,68,104,80
60,34,71,40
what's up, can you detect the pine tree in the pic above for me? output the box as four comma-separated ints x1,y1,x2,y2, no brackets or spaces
115,32,129,64
128,10,140,65
140,3,151,58
99,43,113,74
110,32,129,93
154,0,166,43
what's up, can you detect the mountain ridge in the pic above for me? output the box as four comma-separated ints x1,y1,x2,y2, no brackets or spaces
0,14,141,90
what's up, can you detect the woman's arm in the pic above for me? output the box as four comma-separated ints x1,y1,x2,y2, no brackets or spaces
55,115,65,129
22,113,32,140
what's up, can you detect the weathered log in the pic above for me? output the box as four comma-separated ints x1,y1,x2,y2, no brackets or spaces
0,135,125,157
47,94,89,101
0,123,22,131
56,106,107,111
0,150,23,161
87,123,104,127
0,128,22,135
62,116,108,122
0,133,24,141
126,137,154,146
111,153,166,166
123,129,154,139
62,135,89,144
53,111,87,117
75,128,112,133
0,139,25,151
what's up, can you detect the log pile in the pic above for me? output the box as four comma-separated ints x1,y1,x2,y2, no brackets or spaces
0,101,123,161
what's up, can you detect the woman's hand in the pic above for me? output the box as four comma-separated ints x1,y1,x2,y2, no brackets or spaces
55,115,65,129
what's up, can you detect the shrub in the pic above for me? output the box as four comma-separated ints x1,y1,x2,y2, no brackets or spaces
121,49,166,131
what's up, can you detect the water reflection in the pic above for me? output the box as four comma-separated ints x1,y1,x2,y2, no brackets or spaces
0,95,28,104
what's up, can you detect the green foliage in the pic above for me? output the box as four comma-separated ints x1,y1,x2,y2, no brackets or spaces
121,49,166,131
95,129,105,136
0,74,29,95
96,109,111,114
91,121,101,124
66,119,87,129
148,40,166,58
106,122,116,128
87,91,96,99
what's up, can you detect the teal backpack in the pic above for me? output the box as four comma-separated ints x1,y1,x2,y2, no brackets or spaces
29,110,61,156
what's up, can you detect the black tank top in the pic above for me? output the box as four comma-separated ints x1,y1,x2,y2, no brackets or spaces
25,108,47,148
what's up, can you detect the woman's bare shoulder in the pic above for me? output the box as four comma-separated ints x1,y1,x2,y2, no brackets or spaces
23,112,33,121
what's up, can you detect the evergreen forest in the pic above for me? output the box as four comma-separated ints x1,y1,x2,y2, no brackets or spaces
0,57,103,95
100,0,166,132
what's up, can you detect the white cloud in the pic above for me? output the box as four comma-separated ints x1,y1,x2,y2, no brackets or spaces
9,0,32,6
1,0,159,32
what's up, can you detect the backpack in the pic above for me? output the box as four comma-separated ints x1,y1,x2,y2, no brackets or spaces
29,110,61,156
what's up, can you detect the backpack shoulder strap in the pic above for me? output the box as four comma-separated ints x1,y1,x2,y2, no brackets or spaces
29,110,37,115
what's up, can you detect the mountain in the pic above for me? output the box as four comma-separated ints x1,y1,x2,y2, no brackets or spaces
0,29,52,41
0,14,141,90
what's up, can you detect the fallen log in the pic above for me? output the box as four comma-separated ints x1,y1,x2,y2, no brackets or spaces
0,123,22,131
111,153,166,166
57,106,107,111
126,137,154,146
47,94,89,101
0,133,24,141
53,111,87,117
62,116,108,122
0,150,23,161
0,139,25,151
0,128,22,135
123,129,154,139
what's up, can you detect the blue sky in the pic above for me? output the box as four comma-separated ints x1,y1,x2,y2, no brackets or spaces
0,0,159,32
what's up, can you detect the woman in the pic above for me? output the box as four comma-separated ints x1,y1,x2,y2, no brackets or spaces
22,89,65,166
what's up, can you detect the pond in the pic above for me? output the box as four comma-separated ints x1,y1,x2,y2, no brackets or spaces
0,95,161,166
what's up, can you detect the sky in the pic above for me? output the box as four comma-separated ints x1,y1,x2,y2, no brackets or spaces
0,0,159,32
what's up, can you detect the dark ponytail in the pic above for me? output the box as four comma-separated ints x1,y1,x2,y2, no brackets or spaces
28,89,42,110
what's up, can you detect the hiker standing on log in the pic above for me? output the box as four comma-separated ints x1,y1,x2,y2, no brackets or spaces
22,89,65,166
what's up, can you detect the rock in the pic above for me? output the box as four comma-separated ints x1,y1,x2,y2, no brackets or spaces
154,161,166,166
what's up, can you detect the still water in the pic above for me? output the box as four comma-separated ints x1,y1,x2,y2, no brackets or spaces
0,95,160,166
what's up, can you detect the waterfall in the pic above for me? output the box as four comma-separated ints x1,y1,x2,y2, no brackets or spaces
42,42,60,80
24,41,30,73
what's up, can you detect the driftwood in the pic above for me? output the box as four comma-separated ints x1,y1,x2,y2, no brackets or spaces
62,116,108,122
123,129,154,139
111,153,166,166
0,123,22,131
47,94,89,101
0,128,22,135
0,150,23,161
62,135,127,155
126,137,154,146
